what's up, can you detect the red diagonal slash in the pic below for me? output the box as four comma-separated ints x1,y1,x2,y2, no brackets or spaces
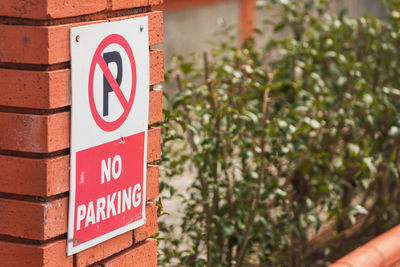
95,54,129,109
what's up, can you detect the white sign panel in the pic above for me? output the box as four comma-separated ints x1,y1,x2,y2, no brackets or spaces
68,17,149,255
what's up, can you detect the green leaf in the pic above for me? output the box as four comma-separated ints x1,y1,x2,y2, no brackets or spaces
363,157,377,174
308,214,321,232
353,205,368,215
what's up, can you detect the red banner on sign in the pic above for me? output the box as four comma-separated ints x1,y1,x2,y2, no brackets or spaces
73,132,145,247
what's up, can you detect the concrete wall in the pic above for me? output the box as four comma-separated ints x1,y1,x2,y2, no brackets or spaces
159,1,240,62
334,0,385,17
160,0,384,64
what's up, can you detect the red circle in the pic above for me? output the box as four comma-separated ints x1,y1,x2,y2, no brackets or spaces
88,34,137,132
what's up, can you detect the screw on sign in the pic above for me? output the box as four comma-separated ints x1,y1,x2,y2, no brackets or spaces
88,34,137,132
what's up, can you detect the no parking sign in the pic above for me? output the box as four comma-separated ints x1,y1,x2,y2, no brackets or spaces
68,18,149,255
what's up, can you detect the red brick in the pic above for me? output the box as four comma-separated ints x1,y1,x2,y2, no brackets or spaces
0,0,45,19
45,156,70,195
329,263,351,267
0,239,72,267
46,0,107,19
76,231,132,267
112,0,147,10
146,165,159,200
0,0,106,20
0,155,69,197
142,11,163,46
0,111,69,153
0,24,51,64
101,239,157,267
134,202,158,243
111,0,164,10
0,69,70,109
149,88,163,125
333,225,400,267
147,127,161,162
0,112,47,152
0,12,162,65
367,226,400,266
0,197,68,240
43,239,73,266
150,0,164,6
150,49,164,86
334,247,383,267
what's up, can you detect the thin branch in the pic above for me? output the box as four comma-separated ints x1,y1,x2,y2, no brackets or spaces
204,51,224,260
176,75,213,265
235,88,271,266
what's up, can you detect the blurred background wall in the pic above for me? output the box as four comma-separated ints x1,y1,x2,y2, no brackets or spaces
156,0,385,63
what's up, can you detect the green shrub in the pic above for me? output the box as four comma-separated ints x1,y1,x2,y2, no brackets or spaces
159,1,400,266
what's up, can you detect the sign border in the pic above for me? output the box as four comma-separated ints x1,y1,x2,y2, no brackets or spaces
68,17,149,256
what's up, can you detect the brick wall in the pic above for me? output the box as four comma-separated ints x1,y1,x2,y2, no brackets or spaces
0,1,163,266
330,225,400,267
